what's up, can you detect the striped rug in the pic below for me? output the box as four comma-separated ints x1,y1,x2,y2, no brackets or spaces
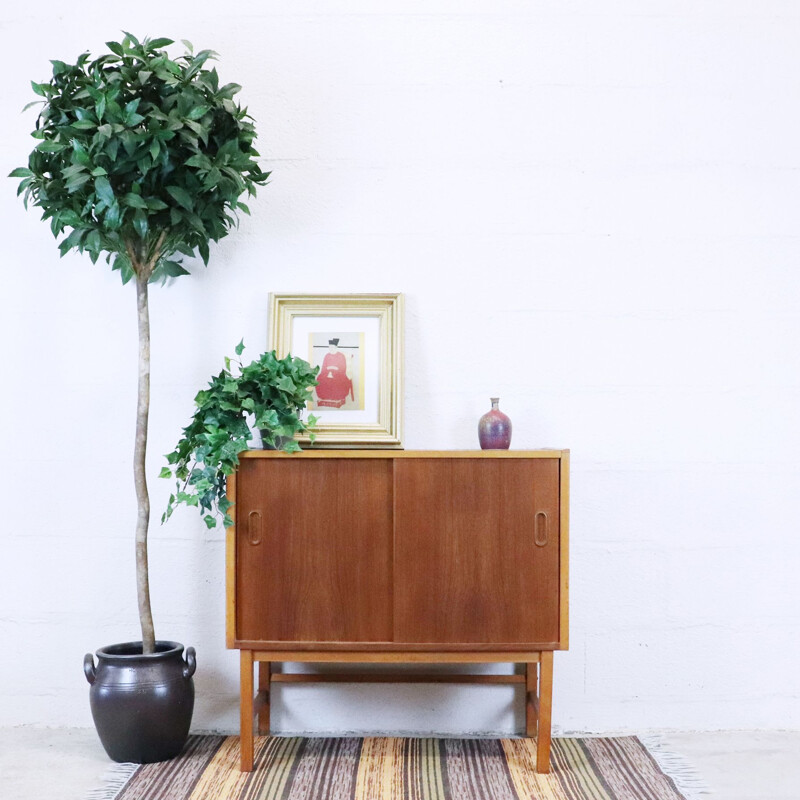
98,735,703,800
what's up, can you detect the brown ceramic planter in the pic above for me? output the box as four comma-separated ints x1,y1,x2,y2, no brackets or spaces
84,640,196,763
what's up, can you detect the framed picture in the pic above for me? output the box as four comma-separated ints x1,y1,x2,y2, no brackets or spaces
269,293,404,448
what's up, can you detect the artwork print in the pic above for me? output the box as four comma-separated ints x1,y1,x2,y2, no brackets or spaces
269,293,403,447
309,332,365,411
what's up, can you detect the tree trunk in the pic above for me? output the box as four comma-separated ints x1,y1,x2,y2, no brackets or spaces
135,271,156,654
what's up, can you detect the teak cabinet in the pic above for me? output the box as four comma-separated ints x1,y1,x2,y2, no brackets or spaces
227,450,569,772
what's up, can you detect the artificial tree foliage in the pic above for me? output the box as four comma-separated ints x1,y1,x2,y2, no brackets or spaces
10,33,270,655
161,343,319,530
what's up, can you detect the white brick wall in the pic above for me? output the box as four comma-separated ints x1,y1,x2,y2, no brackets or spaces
1,1,798,733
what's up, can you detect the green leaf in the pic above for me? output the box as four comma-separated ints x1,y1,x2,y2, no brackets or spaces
132,209,148,239
159,467,172,479
161,260,190,277
71,140,92,166
185,153,211,169
120,258,135,284
235,339,245,356
148,37,175,50
198,239,209,265
15,35,270,314
61,164,85,179
65,173,91,192
36,140,65,153
187,105,210,120
58,227,88,254
165,185,194,211
94,176,115,207
203,515,217,529
104,200,122,230
122,192,148,209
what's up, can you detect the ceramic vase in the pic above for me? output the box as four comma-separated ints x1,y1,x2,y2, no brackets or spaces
478,397,512,449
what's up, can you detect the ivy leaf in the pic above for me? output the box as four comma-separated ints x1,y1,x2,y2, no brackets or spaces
235,339,245,356
162,345,317,526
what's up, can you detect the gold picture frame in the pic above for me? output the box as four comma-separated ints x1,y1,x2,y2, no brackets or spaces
269,293,404,448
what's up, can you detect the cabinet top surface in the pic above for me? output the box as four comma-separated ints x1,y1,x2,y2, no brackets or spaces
240,449,568,459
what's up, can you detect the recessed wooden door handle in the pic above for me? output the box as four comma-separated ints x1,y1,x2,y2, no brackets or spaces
248,510,263,546
534,511,548,547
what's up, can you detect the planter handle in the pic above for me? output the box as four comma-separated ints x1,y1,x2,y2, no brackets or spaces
83,653,96,685
183,647,197,679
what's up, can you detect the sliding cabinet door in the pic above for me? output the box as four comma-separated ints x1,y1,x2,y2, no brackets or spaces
394,458,560,646
236,457,393,643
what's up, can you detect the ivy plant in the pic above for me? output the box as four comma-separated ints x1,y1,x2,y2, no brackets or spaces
162,343,319,529
9,34,270,655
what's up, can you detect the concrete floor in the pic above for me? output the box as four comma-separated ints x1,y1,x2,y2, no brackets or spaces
0,728,798,799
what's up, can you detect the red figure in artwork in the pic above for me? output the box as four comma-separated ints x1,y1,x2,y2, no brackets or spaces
315,338,354,408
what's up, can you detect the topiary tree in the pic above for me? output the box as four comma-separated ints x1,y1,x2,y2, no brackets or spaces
10,33,269,655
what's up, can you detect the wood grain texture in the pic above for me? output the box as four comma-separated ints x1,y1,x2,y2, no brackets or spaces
537,650,554,772
394,458,560,644
270,673,526,684
236,457,393,643
251,650,542,663
239,449,567,459
239,650,254,771
231,450,566,765
225,472,237,649
257,662,270,735
559,450,570,649
526,662,539,737
235,639,560,651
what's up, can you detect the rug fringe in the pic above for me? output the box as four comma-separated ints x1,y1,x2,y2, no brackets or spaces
83,762,139,800
639,735,710,800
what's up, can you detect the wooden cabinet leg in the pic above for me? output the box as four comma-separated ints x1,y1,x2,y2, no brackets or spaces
526,662,539,738
536,651,553,773
240,650,255,772
257,661,271,735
